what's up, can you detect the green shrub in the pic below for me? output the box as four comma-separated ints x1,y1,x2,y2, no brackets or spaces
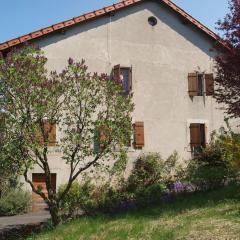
135,183,168,205
126,153,163,192
0,189,31,216
216,124,240,171
94,186,135,212
58,152,183,216
127,152,182,192
186,130,239,190
58,181,95,217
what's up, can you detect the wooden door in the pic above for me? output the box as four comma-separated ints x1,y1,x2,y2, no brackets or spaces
32,173,56,212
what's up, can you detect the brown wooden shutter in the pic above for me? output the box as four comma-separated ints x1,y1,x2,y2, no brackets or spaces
47,122,56,146
190,123,200,148
204,125,208,146
205,73,214,96
134,122,144,148
36,121,56,146
188,73,198,96
113,65,121,81
100,128,107,148
99,126,110,149
128,66,132,92
36,127,44,145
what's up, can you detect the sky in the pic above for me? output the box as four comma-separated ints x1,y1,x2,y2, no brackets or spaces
0,0,229,43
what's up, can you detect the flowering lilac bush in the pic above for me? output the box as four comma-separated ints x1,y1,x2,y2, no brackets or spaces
0,45,134,225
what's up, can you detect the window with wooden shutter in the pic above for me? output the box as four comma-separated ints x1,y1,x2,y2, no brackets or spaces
188,72,214,97
188,73,198,96
36,121,56,146
113,65,132,95
205,73,214,96
190,123,206,155
133,122,144,148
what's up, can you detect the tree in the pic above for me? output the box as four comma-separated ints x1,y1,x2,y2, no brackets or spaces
214,0,240,118
0,45,133,225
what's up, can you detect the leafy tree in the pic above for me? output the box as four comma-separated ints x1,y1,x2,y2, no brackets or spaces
214,0,240,118
0,45,133,225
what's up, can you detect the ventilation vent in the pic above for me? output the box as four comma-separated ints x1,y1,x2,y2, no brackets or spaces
148,16,157,26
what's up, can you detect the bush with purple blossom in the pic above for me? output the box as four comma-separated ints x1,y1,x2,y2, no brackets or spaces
171,181,195,193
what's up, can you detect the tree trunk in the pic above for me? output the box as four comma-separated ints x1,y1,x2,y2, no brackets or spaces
48,202,61,226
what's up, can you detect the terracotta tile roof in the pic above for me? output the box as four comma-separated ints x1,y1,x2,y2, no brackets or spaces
0,0,226,51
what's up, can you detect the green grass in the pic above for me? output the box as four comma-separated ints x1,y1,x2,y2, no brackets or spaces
29,184,240,240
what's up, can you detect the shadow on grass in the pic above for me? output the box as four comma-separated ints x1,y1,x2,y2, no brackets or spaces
95,183,240,222
29,183,240,240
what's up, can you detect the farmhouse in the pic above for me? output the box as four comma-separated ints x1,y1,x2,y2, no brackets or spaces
1,0,238,210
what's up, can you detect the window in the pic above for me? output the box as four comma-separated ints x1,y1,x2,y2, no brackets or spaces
113,65,132,95
133,122,144,148
190,123,206,155
148,16,157,26
188,73,214,97
197,74,204,96
36,120,57,146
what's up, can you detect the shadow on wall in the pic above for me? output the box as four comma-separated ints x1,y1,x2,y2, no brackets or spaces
37,0,216,59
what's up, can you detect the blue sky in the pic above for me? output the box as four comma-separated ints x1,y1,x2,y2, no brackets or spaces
0,0,229,43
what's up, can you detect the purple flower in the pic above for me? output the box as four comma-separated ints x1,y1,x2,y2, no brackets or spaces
172,181,194,193
173,181,185,192
68,58,74,65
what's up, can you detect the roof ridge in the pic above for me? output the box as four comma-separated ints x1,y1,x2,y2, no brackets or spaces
0,0,226,51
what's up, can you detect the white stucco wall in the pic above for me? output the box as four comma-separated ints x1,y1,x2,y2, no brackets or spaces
23,1,237,189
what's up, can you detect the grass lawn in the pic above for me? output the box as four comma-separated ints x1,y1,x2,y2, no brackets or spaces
29,184,240,240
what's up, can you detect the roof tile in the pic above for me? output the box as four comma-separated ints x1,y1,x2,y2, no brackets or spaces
53,23,65,30
124,0,135,6
31,31,43,39
0,43,9,51
114,2,125,9
85,12,96,19
64,20,75,27
95,9,106,16
42,27,54,34
8,39,21,47
104,6,115,12
74,16,85,23
19,35,32,42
